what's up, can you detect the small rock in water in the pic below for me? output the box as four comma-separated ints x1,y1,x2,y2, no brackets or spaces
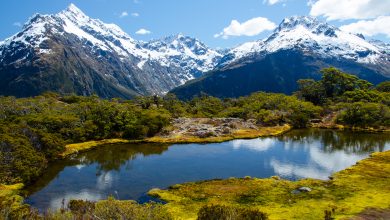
298,187,312,192
291,186,312,194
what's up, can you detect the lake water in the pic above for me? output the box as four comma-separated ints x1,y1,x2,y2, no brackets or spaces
24,129,390,211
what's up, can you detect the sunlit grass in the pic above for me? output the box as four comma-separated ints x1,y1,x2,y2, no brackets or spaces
60,139,135,157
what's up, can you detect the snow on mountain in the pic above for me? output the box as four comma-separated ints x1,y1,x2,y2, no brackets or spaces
223,16,389,67
0,4,221,80
143,34,223,77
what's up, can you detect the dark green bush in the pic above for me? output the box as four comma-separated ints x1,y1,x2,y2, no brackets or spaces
197,204,268,220
376,81,390,93
337,102,390,127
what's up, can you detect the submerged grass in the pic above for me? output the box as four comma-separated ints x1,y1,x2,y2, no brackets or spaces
60,139,134,158
149,150,390,220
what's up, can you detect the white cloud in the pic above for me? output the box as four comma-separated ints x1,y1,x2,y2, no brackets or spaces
232,138,276,152
214,17,276,39
131,12,139,17
307,0,315,6
340,16,390,38
263,0,284,5
119,11,128,18
309,0,390,21
13,22,22,27
135,28,151,35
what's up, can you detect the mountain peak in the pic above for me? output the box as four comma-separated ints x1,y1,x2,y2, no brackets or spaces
277,16,320,31
66,3,84,14
274,15,338,38
61,3,88,21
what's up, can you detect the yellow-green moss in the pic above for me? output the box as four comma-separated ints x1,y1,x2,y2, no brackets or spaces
149,150,390,220
0,183,23,198
145,125,291,144
60,139,135,158
0,183,25,212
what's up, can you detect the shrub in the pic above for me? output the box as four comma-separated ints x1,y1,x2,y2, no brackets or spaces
197,204,268,220
337,102,390,127
376,81,390,93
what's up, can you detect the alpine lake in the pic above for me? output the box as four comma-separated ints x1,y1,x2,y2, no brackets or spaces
24,129,390,211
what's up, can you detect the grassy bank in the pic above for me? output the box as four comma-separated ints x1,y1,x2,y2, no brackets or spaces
149,150,390,220
0,184,31,218
311,123,390,133
60,139,135,158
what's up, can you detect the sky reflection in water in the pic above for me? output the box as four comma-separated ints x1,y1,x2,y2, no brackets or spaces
25,129,390,211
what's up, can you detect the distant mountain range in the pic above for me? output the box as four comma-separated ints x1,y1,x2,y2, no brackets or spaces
0,4,389,99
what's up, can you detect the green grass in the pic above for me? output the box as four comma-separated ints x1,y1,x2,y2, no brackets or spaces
149,150,390,220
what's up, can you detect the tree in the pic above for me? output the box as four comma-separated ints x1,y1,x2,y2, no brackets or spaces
296,79,326,105
321,67,372,98
376,81,390,93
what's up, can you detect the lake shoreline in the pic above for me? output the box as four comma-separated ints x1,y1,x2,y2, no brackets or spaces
60,117,390,159
3,127,390,219
148,149,390,219
60,120,292,158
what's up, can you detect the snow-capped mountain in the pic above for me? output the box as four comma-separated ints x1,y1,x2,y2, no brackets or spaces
0,4,221,98
1,8,389,99
143,34,223,77
221,16,390,70
172,16,390,99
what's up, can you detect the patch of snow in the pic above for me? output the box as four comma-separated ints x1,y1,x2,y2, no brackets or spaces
39,49,51,54
137,60,147,70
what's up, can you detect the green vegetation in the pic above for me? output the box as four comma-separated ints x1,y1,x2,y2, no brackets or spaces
0,87,321,185
296,67,390,129
197,204,268,220
0,94,171,185
149,150,390,220
0,67,389,219
0,184,39,219
0,195,172,220
376,81,390,93
51,197,172,220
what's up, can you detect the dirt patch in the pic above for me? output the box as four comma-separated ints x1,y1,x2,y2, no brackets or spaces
349,208,390,220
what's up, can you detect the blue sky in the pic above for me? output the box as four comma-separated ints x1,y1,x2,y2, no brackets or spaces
1,0,389,48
